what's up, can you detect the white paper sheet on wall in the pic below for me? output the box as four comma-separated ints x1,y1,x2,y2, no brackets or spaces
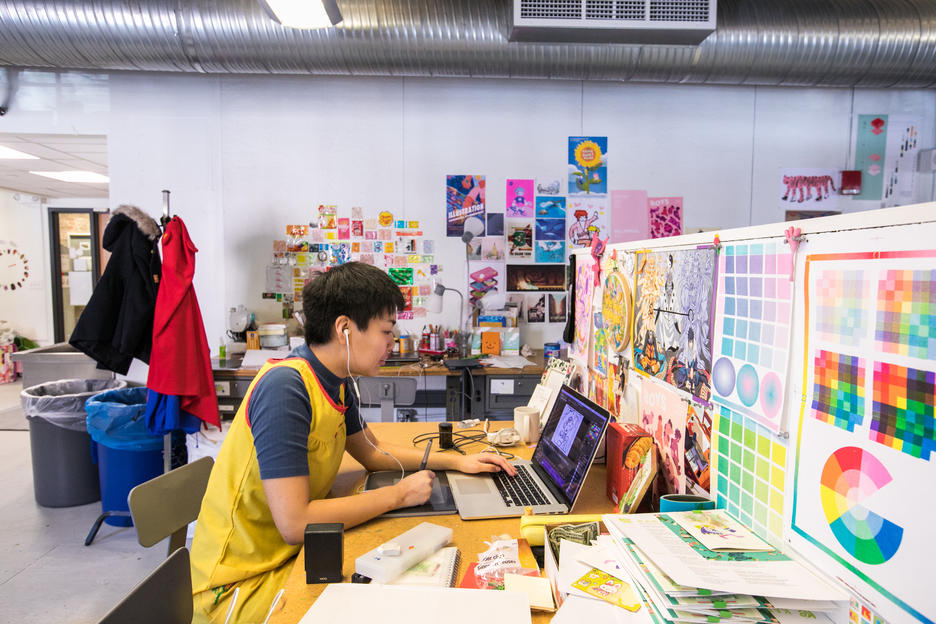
68,271,93,306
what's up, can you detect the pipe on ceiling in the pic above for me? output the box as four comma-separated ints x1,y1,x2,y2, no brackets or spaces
0,0,934,88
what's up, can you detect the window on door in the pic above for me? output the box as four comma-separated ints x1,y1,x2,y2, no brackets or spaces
50,208,102,343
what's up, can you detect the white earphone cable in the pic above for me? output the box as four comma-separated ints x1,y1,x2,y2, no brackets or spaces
345,330,405,482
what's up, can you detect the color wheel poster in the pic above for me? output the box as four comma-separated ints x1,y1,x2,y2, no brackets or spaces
711,239,795,434
792,249,936,624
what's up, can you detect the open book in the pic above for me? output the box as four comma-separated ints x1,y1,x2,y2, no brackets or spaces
390,546,461,587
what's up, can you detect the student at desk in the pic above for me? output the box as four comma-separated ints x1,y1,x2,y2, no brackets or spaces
190,262,515,623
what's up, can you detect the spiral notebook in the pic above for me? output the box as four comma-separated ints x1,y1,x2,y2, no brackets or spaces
390,546,461,587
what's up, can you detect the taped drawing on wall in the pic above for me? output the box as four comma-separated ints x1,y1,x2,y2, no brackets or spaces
572,255,595,359
640,377,688,495
633,247,717,403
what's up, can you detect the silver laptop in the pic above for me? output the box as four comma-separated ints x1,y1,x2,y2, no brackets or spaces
447,385,611,520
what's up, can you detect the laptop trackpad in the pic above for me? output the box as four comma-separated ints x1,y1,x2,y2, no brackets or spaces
456,477,493,495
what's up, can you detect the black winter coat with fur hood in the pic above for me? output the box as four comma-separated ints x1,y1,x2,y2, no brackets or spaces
69,205,162,375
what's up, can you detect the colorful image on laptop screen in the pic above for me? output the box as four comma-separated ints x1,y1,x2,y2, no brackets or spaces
532,387,610,504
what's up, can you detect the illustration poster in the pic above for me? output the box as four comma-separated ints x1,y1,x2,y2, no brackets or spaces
711,240,795,434
506,219,533,258
792,249,936,624
778,168,839,211
610,190,650,243
632,248,717,402
506,179,534,217
854,115,920,205
648,197,683,238
505,264,565,292
602,254,635,354
593,311,608,376
568,136,608,196
640,377,688,494
318,204,337,229
526,293,546,323
481,236,505,261
466,260,504,308
572,255,595,359
567,197,608,252
535,241,564,263
446,174,486,237
684,403,713,498
548,293,567,323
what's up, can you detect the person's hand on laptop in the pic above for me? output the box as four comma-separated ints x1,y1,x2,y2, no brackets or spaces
456,453,517,476
394,470,436,508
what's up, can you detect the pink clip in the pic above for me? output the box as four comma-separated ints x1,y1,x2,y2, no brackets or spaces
784,226,803,281
590,233,609,287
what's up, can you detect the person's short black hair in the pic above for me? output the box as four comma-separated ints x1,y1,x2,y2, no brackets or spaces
302,262,406,346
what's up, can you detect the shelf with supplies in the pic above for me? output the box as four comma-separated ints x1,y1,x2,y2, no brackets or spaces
211,351,547,421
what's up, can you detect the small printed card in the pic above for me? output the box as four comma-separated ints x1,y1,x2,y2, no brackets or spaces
668,509,773,551
571,568,642,611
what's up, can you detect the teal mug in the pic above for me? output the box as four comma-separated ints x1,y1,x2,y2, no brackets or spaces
659,494,715,513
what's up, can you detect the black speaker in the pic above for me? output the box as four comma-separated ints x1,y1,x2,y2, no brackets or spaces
304,523,344,584
438,422,453,449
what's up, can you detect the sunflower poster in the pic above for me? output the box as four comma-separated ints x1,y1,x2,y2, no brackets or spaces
446,174,486,237
568,136,608,196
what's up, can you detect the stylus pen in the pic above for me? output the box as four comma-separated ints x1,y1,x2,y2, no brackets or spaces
419,439,433,471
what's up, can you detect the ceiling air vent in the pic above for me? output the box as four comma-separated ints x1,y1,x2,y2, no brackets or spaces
511,0,716,45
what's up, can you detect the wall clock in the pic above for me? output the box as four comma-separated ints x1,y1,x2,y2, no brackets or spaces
0,242,30,291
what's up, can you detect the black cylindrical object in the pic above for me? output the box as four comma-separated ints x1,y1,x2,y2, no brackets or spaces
27,415,100,507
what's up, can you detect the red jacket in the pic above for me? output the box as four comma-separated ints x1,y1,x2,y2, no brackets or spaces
146,217,220,428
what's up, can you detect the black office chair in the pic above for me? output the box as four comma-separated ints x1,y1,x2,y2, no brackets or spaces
128,456,214,556
97,547,192,624
357,376,418,422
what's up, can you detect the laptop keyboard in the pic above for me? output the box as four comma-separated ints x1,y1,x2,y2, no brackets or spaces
492,465,550,507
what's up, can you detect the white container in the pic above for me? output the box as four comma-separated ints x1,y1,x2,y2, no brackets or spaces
257,323,288,348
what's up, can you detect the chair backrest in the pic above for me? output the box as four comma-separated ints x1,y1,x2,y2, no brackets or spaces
357,376,418,422
98,547,193,624
128,455,214,555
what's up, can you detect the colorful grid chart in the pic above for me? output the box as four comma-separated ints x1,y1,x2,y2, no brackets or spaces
876,269,936,360
815,269,867,346
871,362,936,460
850,598,889,624
712,241,794,434
812,350,866,432
713,404,786,544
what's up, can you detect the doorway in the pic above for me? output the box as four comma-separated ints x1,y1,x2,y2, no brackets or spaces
49,208,102,342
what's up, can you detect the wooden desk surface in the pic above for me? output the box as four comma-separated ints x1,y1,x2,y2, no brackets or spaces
213,351,547,379
269,421,615,624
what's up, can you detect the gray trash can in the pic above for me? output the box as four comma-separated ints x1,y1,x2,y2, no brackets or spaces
20,378,127,507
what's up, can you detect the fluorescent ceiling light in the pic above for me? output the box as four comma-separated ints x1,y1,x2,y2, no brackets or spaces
30,170,110,184
0,145,39,159
260,0,342,29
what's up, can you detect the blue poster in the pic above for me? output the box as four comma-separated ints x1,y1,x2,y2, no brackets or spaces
568,136,608,195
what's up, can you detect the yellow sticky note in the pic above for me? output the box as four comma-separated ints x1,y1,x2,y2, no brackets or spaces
571,569,641,612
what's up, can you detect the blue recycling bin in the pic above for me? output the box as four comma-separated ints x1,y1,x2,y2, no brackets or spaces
84,387,164,545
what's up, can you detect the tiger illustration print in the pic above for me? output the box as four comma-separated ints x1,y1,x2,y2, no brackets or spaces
781,174,837,202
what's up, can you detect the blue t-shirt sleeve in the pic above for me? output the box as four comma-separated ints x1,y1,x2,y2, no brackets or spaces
249,367,314,479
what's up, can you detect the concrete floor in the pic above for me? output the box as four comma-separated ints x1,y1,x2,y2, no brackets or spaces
0,381,167,623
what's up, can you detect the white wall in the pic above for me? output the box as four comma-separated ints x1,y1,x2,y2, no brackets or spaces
0,189,51,343
0,69,933,352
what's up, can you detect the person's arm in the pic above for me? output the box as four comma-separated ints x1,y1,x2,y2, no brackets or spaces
261,472,434,544
345,427,517,476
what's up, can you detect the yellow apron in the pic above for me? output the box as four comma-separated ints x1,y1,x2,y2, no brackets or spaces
191,357,348,623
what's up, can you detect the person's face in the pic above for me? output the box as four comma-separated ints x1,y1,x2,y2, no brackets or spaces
347,311,397,376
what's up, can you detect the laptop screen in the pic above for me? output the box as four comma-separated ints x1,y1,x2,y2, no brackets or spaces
531,385,611,507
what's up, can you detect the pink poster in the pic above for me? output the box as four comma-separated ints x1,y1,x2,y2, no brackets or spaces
572,255,595,358
337,218,350,239
506,179,535,218
648,196,683,238
639,377,688,495
610,190,650,243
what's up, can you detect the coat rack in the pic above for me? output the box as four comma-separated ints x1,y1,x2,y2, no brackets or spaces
160,189,172,230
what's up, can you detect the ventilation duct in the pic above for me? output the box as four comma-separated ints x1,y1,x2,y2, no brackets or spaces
0,0,934,88
510,0,717,45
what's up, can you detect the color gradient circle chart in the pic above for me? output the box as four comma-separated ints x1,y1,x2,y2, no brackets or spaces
712,357,736,398
820,446,904,565
736,364,759,408
759,371,783,422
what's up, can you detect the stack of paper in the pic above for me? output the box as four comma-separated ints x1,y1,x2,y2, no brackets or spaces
599,511,849,624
